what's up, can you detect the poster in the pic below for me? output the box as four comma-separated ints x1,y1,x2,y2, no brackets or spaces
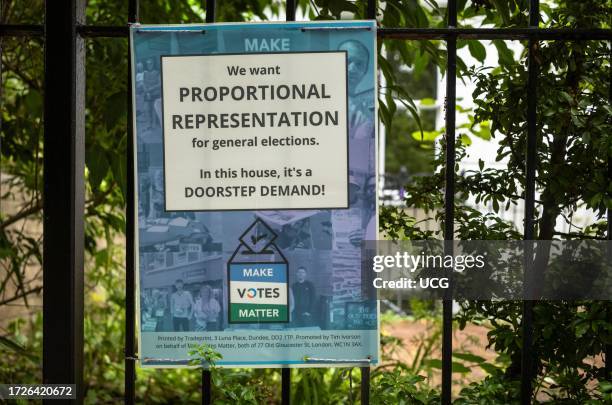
130,20,378,368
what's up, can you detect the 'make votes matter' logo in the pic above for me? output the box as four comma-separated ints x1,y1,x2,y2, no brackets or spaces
228,219,289,323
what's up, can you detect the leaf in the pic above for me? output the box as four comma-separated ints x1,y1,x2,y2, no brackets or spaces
559,91,574,104
378,98,392,129
425,359,471,373
473,121,492,140
457,40,469,49
479,362,500,375
0,336,39,363
491,0,510,25
460,134,472,146
412,51,430,79
86,143,109,191
575,321,590,338
453,352,486,363
493,40,515,66
420,98,436,106
378,54,395,84
411,130,440,142
452,362,471,373
24,89,43,116
423,358,442,369
104,91,127,130
111,152,127,202
468,41,486,62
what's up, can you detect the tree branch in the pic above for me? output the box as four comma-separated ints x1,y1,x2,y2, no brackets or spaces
0,286,42,306
0,201,42,230
552,231,605,240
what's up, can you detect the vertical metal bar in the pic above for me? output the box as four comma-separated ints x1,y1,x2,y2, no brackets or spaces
125,0,139,404
361,1,376,403
442,1,457,404
0,0,3,175
360,366,371,405
366,0,375,19
205,0,216,24
201,1,216,403
281,368,291,405
606,42,611,383
42,0,86,403
285,0,296,22
366,0,376,20
280,0,296,403
521,1,539,404
202,370,212,404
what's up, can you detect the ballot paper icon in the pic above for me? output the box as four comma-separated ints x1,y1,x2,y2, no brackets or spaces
228,219,289,323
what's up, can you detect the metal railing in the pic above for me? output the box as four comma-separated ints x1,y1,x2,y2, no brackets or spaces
0,0,610,404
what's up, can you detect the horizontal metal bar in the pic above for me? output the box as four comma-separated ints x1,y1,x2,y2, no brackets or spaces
141,357,192,363
135,28,206,33
301,26,372,31
304,357,372,364
76,25,129,37
1,24,611,40
0,24,44,37
379,27,612,40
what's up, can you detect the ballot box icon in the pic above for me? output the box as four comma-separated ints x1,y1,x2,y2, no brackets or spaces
228,219,289,323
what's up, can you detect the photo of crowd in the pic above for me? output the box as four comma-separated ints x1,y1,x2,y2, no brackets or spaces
140,280,223,332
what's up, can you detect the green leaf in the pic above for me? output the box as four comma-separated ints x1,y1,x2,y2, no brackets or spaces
86,143,109,192
472,121,492,140
424,359,470,373
0,336,39,363
24,89,43,116
412,51,430,79
493,40,515,66
104,91,127,130
452,362,471,373
457,40,469,49
420,98,436,106
411,130,441,142
453,352,486,363
491,0,510,25
479,362,500,375
559,91,574,104
460,134,472,146
468,41,486,63
110,152,127,202
423,358,442,369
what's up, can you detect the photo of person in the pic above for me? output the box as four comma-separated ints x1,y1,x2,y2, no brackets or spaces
149,169,165,219
349,173,378,247
277,219,312,250
194,285,221,331
170,279,193,331
339,40,369,95
338,39,374,140
291,266,317,327
151,289,168,332
143,57,161,130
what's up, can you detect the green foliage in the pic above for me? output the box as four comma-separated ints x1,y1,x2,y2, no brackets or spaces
380,0,612,402
188,343,223,368
455,371,521,405
370,369,440,404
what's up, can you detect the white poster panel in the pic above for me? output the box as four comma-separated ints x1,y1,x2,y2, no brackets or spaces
161,52,348,211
